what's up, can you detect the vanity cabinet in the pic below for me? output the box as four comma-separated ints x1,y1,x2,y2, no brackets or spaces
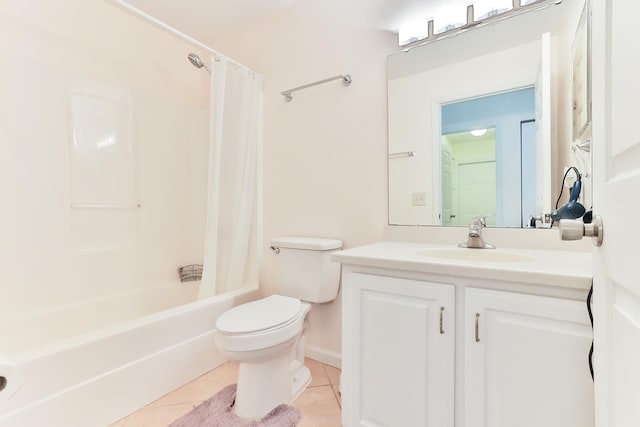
338,252,594,427
342,273,455,427
464,288,594,427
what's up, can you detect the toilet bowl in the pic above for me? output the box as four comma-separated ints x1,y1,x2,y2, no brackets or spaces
214,236,342,419
215,295,312,419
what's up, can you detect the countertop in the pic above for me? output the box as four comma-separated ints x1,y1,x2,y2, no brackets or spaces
331,242,593,290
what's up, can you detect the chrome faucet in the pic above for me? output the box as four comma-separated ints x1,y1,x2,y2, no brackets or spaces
458,216,496,249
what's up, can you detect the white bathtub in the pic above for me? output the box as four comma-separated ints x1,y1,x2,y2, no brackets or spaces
0,283,259,427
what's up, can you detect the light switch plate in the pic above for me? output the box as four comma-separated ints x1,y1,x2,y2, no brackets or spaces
412,192,427,206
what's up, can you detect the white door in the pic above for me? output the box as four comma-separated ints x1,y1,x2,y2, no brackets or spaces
591,1,640,426
342,273,455,427
465,288,594,427
458,161,496,226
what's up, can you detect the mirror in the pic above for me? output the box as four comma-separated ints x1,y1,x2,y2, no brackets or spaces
388,0,588,227
441,88,536,228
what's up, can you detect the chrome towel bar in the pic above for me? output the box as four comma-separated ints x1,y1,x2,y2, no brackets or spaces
281,74,352,102
388,151,415,159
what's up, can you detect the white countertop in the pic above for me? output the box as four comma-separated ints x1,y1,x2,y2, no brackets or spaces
332,242,593,290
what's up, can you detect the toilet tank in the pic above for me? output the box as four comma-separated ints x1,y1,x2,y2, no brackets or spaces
270,237,343,303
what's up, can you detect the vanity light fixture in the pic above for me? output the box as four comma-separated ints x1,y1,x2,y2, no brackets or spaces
396,0,563,48
433,7,468,34
470,128,488,136
473,0,514,21
398,19,430,47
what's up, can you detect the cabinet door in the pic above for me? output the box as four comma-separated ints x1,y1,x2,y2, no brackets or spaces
464,288,594,427
342,273,455,427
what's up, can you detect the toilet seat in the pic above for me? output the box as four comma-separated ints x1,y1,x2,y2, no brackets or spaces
216,295,310,353
217,295,301,334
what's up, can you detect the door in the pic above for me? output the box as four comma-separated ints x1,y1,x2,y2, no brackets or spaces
465,288,594,427
342,273,455,427
457,161,496,226
591,1,640,426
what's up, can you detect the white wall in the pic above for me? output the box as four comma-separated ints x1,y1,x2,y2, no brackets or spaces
213,0,397,361
0,0,210,316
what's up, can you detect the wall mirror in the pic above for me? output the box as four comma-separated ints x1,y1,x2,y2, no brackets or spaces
387,0,588,227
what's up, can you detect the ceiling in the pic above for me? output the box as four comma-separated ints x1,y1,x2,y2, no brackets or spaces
120,0,472,43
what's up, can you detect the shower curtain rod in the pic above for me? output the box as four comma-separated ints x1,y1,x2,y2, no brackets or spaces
107,0,256,74
281,74,352,102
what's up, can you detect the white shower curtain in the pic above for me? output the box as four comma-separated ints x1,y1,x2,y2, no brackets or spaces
199,57,263,298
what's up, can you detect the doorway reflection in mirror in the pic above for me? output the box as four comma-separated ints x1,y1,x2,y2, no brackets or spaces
440,88,536,228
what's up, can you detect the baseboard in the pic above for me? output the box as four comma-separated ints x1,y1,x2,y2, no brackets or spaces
305,345,341,369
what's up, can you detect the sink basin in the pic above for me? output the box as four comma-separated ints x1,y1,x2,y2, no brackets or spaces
415,248,534,263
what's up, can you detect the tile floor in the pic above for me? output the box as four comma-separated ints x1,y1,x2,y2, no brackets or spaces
109,358,342,427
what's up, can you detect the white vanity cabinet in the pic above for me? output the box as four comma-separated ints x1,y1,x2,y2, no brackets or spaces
334,242,594,427
342,273,455,427
464,288,594,427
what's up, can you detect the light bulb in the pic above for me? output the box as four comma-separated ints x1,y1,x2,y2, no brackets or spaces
473,0,513,21
398,19,429,46
470,128,488,137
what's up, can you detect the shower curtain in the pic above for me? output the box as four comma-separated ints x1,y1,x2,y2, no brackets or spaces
199,57,263,298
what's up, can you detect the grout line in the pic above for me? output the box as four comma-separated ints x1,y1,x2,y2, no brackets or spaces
322,362,342,409
155,400,202,409
329,383,342,409
321,363,334,386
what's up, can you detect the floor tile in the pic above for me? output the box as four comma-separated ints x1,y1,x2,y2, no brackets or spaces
151,361,238,407
123,402,199,427
306,357,330,387
293,384,342,427
111,358,341,427
331,383,342,409
324,365,341,388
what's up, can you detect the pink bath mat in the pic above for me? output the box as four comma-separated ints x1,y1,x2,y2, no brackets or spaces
168,384,301,427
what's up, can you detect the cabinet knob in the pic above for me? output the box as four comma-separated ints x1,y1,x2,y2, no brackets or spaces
475,313,480,342
439,307,445,335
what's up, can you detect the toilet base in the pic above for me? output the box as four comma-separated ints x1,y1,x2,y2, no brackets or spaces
233,352,311,419
290,362,311,401
220,302,313,420
234,351,289,419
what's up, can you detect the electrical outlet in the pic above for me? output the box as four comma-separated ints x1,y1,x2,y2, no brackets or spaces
412,192,427,206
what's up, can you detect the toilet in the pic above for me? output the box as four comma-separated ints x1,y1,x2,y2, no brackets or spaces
215,236,342,419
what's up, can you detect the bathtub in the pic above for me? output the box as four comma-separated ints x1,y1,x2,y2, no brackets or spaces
0,283,260,427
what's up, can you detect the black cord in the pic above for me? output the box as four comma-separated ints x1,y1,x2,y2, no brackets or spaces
555,166,583,209
587,283,594,381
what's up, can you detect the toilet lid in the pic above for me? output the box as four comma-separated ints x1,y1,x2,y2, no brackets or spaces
216,295,302,334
